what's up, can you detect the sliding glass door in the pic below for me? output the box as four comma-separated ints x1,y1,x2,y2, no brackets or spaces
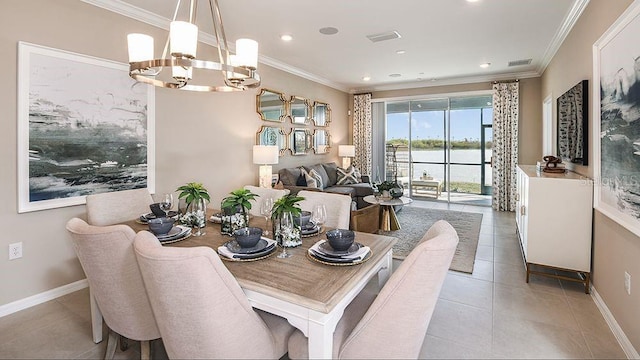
383,95,492,205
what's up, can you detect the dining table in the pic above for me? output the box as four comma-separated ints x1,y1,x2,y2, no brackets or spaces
89,212,397,359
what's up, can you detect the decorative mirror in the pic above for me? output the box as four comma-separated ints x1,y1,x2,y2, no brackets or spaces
256,89,286,122
312,101,331,127
256,126,287,156
313,129,331,154
289,96,310,125
290,128,311,155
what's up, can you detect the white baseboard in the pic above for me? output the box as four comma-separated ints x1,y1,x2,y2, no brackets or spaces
591,286,640,359
0,279,88,318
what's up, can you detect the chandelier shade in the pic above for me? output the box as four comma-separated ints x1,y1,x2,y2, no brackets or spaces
127,0,260,92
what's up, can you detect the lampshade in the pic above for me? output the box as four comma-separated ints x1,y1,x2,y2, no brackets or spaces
127,34,154,63
235,38,258,69
253,145,279,164
338,145,355,157
170,21,198,58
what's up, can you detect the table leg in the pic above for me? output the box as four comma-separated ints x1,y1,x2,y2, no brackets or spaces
90,287,103,343
380,206,391,231
388,207,401,231
307,321,334,359
378,250,393,288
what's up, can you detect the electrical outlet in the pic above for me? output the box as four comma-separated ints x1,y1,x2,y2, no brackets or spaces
624,271,631,295
9,242,22,260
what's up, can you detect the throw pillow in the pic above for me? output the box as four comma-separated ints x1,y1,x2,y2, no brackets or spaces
302,168,324,189
336,166,362,185
296,171,307,186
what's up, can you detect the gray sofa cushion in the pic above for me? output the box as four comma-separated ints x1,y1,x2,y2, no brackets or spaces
340,183,374,197
322,162,339,187
324,186,356,197
303,164,330,189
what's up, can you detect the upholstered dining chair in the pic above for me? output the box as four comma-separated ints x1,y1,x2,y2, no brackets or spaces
133,231,295,359
288,220,459,359
297,190,352,229
65,218,160,360
349,203,380,234
86,188,154,226
243,185,290,217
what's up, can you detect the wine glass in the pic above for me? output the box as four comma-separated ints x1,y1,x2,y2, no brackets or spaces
161,193,173,217
311,204,327,231
277,212,293,259
260,197,274,236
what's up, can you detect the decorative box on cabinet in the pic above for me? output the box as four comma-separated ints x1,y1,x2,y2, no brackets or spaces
515,165,593,293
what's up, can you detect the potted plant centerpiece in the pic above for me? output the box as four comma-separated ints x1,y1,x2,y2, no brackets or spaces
271,193,305,248
176,182,210,236
220,188,259,235
375,180,404,199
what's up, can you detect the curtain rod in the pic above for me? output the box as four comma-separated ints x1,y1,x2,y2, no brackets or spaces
492,79,519,84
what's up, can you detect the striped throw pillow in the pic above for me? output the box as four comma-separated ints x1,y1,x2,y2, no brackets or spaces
302,168,324,189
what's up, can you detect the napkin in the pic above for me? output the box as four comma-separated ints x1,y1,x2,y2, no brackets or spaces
309,240,370,261
209,214,222,223
217,237,276,259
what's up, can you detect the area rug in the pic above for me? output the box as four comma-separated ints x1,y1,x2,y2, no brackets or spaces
378,207,483,273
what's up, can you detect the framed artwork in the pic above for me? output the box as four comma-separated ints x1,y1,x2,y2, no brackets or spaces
17,42,155,213
593,1,640,236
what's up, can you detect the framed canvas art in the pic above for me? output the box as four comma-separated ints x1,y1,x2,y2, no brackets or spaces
593,1,640,236
17,42,155,213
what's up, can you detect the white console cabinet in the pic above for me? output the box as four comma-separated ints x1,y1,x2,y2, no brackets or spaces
515,165,593,292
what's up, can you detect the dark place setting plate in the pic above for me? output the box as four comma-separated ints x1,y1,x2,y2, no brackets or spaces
139,211,178,223
317,241,362,257
225,239,269,254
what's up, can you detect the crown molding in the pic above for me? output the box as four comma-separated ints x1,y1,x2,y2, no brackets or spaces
537,0,590,74
81,0,349,93
350,70,541,94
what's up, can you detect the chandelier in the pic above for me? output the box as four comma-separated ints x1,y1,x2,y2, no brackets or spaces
126,0,260,92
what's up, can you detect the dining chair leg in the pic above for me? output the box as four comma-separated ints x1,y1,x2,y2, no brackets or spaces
140,340,151,360
104,330,118,360
119,335,129,351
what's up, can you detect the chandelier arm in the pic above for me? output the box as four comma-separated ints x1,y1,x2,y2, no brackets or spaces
210,0,231,79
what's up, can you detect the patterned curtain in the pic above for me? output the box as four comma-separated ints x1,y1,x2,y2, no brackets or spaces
353,93,372,176
492,82,519,212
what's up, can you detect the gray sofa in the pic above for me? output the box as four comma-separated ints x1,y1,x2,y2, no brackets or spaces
278,162,374,209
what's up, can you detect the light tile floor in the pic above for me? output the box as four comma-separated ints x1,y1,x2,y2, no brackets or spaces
0,201,627,359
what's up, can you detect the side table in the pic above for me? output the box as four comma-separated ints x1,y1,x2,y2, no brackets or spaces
363,195,413,231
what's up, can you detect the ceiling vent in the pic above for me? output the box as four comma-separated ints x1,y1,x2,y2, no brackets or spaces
366,31,402,43
508,58,533,67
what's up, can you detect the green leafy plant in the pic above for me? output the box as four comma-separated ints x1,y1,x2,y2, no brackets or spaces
375,180,398,192
176,182,210,205
221,189,259,220
271,193,305,218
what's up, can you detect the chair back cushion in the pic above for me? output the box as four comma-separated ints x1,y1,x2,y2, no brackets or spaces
349,204,380,234
65,218,160,341
339,220,459,359
86,188,154,226
133,231,280,359
298,190,352,229
243,185,290,217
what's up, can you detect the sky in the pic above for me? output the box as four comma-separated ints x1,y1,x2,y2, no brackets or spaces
387,108,493,142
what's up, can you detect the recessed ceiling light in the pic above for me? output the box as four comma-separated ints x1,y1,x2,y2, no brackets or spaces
466,0,480,2
280,34,293,41
389,73,401,78
319,27,339,35
396,50,406,55
480,62,491,68
362,76,371,81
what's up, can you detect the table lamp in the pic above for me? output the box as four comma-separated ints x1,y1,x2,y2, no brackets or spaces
338,145,355,168
253,145,279,188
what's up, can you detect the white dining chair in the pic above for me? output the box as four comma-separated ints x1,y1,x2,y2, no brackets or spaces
287,220,459,359
243,185,290,217
66,218,160,359
297,190,352,229
133,230,295,359
86,188,154,226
